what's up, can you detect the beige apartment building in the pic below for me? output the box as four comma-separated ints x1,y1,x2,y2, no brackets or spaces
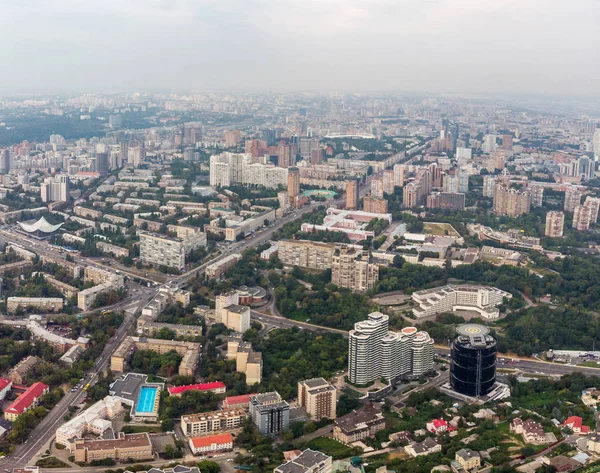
111,337,200,376
73,432,153,464
278,240,336,269
545,211,565,238
227,336,262,384
298,378,337,420
181,408,247,437
205,254,242,279
7,297,64,314
493,183,531,217
331,246,379,292
96,241,129,258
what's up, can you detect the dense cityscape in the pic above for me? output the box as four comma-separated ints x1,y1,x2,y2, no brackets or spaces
0,1,598,473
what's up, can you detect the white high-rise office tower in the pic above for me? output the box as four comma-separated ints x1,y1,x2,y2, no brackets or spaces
593,129,600,161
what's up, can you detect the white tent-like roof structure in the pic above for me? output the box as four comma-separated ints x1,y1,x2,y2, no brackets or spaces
17,216,64,234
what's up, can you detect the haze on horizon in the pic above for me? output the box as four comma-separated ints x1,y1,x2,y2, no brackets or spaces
0,0,598,97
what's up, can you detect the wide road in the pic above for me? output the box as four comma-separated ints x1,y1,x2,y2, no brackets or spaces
254,311,600,378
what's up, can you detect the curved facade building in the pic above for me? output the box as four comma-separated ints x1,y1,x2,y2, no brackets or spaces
450,324,497,397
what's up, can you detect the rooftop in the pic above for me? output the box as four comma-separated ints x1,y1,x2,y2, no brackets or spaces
189,433,233,448
168,381,226,395
5,382,49,415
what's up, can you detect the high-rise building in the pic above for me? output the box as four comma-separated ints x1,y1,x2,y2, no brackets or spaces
348,312,434,385
584,196,600,223
287,167,300,201
426,192,465,211
573,204,592,231
428,163,442,188
184,124,203,146
393,164,405,187
450,324,497,397
331,246,379,293
128,145,145,167
493,183,530,217
224,130,241,148
363,196,388,214
96,153,110,175
310,148,323,165
544,211,565,238
564,188,583,212
382,170,395,194
403,183,419,208
456,147,472,165
593,129,600,161
442,174,458,193
0,149,12,174
279,240,337,269
371,178,384,199
456,168,469,193
277,143,296,168
249,392,290,435
40,175,71,203
346,179,359,210
297,378,336,420
299,138,320,160
482,176,496,198
210,152,287,189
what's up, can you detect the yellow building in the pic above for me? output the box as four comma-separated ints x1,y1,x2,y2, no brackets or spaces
73,432,153,464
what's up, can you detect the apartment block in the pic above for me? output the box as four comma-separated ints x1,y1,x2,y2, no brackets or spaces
346,179,360,210
297,378,337,420
545,211,565,238
564,188,583,212
249,392,290,435
331,246,379,293
227,335,262,385
215,291,250,332
411,285,511,320
363,196,388,214
96,241,129,258
493,183,530,217
139,231,185,270
426,192,465,211
573,204,592,231
7,297,64,314
181,408,247,437
111,337,200,377
278,240,336,269
73,432,153,464
43,274,79,299
205,254,242,279
348,312,434,385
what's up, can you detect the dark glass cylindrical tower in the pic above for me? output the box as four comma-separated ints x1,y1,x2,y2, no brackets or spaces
450,324,497,397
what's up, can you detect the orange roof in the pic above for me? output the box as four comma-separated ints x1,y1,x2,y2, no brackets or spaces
190,433,233,448
5,382,48,415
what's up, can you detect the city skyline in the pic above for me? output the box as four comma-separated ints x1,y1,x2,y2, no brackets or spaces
0,0,598,96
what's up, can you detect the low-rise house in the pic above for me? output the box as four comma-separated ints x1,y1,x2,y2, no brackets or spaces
8,356,39,384
0,378,12,402
274,449,332,473
4,382,49,421
405,438,442,457
222,393,257,410
510,418,547,444
427,419,450,435
189,433,233,455
455,449,481,471
564,416,591,435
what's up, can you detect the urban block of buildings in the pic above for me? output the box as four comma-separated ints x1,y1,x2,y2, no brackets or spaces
301,207,392,242
331,246,379,293
111,337,201,377
333,405,385,445
274,449,332,473
181,408,247,437
4,382,49,421
411,285,512,320
226,335,263,385
73,432,153,464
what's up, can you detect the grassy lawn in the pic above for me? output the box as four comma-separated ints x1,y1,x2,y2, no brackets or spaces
307,437,363,459
35,457,71,468
578,361,600,368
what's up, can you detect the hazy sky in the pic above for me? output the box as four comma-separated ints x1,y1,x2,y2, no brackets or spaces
0,0,598,96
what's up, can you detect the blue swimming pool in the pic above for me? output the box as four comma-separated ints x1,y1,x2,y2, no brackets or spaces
136,386,158,413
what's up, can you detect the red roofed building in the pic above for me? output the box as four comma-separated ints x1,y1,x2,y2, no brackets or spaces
189,433,233,455
222,393,257,410
168,382,226,397
564,416,591,435
0,377,12,402
4,382,49,421
426,419,449,434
